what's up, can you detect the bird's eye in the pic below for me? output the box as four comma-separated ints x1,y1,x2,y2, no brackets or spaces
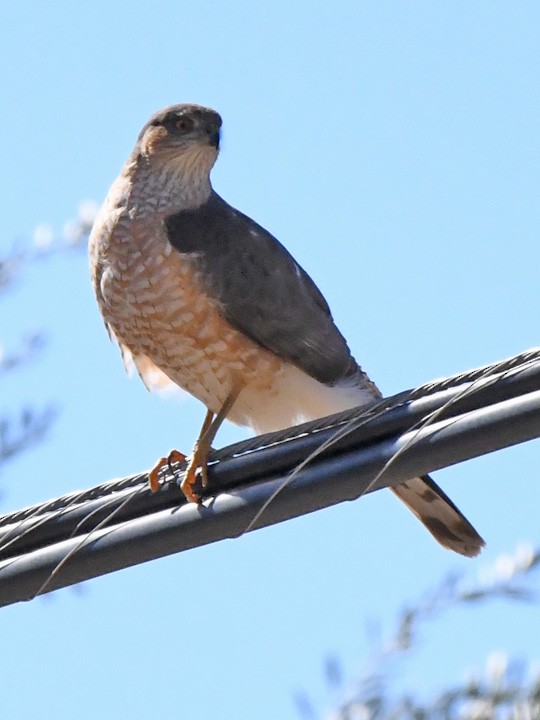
175,117,194,133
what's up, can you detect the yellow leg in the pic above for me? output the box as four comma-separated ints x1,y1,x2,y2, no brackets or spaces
180,388,240,503
147,386,240,501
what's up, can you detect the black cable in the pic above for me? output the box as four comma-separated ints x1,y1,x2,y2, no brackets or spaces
0,348,538,607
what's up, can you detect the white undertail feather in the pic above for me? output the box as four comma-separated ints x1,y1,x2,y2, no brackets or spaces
229,363,377,434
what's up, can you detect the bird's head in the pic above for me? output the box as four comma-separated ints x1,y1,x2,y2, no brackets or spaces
135,104,222,178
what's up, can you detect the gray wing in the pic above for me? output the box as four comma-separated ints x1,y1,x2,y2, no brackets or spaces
165,191,359,385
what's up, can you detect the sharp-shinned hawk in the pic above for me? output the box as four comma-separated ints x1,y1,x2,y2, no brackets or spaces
89,104,484,557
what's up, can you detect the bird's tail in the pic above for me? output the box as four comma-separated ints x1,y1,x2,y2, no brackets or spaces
391,474,485,557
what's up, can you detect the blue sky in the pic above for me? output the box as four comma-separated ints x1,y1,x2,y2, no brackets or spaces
1,2,539,718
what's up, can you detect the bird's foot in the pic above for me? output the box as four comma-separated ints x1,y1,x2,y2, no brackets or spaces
180,458,201,504
148,449,187,493
180,438,213,503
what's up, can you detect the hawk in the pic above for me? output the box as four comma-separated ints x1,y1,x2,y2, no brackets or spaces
89,103,484,557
